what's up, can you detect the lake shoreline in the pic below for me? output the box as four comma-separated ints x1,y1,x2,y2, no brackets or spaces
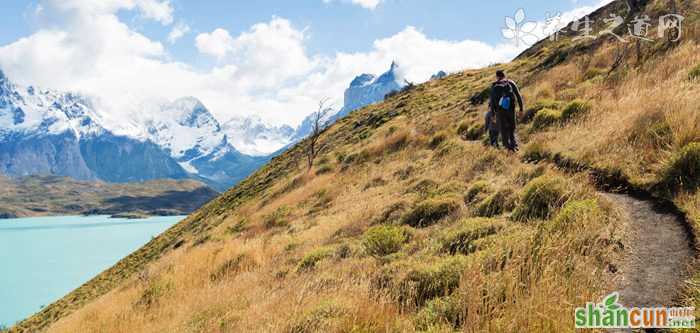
0,215,183,326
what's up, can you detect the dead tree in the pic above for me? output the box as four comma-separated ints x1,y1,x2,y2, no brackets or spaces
306,98,334,171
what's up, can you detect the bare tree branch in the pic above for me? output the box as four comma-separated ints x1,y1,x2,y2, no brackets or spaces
306,98,334,171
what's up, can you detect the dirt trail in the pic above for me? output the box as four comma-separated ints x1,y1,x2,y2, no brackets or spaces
604,193,695,308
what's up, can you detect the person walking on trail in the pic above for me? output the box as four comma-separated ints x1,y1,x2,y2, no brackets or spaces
489,70,523,151
484,108,499,147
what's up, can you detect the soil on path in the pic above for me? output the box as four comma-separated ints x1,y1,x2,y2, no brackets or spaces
604,193,695,308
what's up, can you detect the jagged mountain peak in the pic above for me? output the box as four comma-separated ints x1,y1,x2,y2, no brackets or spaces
161,97,220,130
374,61,401,85
350,73,376,87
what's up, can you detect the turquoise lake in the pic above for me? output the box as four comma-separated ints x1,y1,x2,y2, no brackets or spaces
0,215,183,327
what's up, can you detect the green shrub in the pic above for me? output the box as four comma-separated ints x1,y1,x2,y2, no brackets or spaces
401,197,460,228
439,218,502,255
414,296,463,331
561,99,591,121
474,189,515,217
512,175,569,221
429,131,449,149
297,248,333,272
362,225,410,257
522,99,560,123
315,164,334,175
464,181,490,204
658,142,700,194
394,257,466,307
464,123,484,140
689,64,700,81
531,108,562,130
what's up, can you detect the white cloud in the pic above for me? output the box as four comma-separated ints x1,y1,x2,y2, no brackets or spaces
195,28,233,58
0,0,612,134
167,22,190,44
323,0,383,10
50,0,174,25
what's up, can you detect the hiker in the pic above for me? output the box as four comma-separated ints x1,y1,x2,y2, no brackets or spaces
484,108,499,147
489,70,523,151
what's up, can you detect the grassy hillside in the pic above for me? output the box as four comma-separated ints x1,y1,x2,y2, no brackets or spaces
0,175,218,218
8,0,700,331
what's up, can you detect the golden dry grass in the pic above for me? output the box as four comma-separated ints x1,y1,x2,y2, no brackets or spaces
11,2,700,332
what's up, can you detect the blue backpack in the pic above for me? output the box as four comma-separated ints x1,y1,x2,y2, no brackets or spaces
493,79,515,111
499,96,512,110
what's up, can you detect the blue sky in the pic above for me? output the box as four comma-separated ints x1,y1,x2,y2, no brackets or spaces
0,0,610,125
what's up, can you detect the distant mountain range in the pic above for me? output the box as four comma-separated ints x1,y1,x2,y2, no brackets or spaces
0,62,417,191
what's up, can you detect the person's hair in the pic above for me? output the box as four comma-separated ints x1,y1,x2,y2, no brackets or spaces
496,70,506,79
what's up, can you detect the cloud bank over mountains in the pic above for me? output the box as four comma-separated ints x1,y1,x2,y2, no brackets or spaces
0,0,605,128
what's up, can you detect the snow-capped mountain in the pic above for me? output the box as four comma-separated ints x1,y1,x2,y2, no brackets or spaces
222,116,294,156
292,62,407,141
0,71,105,140
139,97,268,189
0,70,265,191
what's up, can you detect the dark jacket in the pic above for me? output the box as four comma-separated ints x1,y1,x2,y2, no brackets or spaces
488,79,524,116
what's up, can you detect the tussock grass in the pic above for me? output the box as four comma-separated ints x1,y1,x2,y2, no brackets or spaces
658,142,700,194
522,99,561,123
512,175,570,221
297,248,333,272
393,256,467,308
429,131,449,149
473,188,516,217
439,218,503,255
209,253,258,282
463,123,485,141
413,295,463,331
464,180,490,204
531,108,562,131
560,99,591,121
689,64,700,80
400,197,461,228
362,225,410,257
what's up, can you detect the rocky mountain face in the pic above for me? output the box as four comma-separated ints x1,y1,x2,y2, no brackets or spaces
291,62,407,141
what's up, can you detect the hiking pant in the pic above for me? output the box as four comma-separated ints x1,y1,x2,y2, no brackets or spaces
488,129,499,147
497,110,518,151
